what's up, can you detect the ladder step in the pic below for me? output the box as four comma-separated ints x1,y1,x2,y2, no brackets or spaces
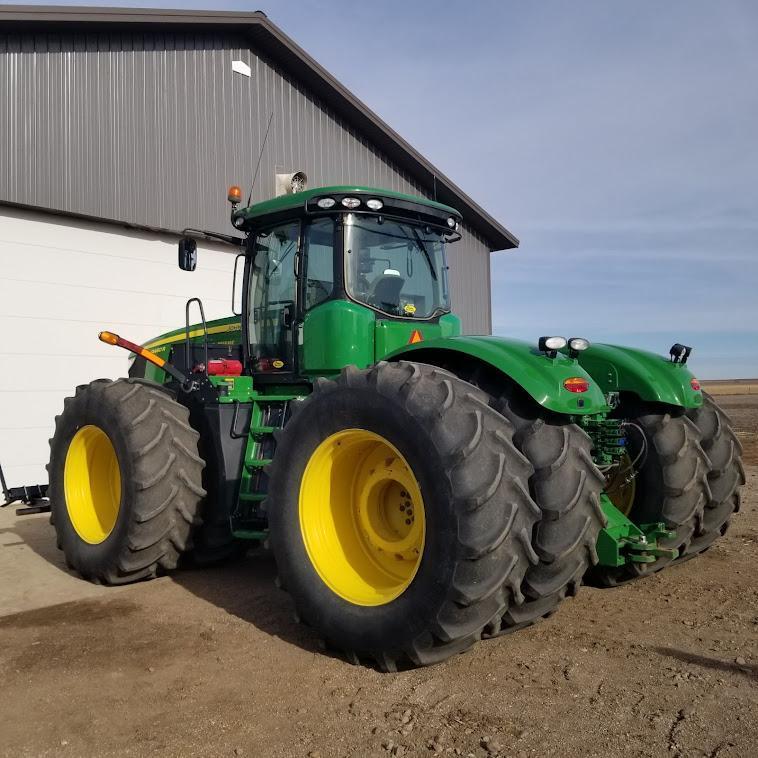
232,529,268,540
249,426,277,435
253,394,298,403
238,492,267,502
246,459,272,469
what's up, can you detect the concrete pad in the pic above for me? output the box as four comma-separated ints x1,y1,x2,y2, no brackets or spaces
0,504,122,617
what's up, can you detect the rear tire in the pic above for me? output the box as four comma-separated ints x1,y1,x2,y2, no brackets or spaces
489,392,606,633
267,362,540,670
590,408,709,586
682,394,745,558
48,378,206,585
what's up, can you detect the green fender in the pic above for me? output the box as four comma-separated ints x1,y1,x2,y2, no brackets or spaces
576,343,703,409
386,335,609,416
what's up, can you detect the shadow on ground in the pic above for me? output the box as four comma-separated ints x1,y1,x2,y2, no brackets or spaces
4,512,323,655
653,645,758,680
172,549,326,656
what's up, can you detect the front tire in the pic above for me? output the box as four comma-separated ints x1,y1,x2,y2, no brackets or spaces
591,408,709,585
48,379,206,585
267,362,540,670
683,394,745,557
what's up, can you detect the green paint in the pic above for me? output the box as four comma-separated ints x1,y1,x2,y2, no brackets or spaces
387,335,609,415
374,313,461,361
142,315,242,351
209,374,254,402
234,386,306,537
233,185,462,226
302,300,376,374
596,494,678,567
577,343,703,409
577,415,626,467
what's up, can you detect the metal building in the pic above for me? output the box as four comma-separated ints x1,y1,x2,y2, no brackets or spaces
0,6,517,485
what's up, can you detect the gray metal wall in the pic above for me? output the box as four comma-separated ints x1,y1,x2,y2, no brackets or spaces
0,29,492,333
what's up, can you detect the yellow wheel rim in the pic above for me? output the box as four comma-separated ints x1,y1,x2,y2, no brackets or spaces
299,429,425,606
606,453,636,517
64,425,122,544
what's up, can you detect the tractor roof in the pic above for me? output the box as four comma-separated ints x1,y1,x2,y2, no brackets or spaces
236,186,462,224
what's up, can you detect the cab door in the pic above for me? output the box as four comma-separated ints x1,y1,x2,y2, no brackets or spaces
248,220,300,373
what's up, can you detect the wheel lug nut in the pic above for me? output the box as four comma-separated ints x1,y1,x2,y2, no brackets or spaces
400,505,406,511
405,518,411,525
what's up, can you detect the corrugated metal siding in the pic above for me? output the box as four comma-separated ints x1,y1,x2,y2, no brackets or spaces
0,28,492,333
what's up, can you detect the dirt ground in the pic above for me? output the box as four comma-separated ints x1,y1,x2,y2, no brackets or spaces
1,397,756,758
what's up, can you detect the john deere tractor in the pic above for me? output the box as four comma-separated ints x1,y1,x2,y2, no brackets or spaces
46,185,744,669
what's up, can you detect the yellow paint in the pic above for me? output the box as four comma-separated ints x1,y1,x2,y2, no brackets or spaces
142,321,241,350
299,429,425,606
64,425,122,544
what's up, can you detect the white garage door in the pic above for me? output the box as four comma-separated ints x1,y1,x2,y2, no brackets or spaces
0,205,239,488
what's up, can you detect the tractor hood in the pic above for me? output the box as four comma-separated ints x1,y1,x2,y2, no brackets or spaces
387,335,609,415
576,343,703,409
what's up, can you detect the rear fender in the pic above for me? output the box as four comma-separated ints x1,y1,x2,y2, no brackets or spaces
386,336,608,416
576,344,703,409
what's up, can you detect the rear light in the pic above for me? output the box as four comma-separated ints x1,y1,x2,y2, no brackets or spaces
563,377,590,393
690,378,701,391
207,359,243,376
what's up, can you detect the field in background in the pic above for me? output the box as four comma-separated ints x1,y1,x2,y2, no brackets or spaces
702,379,758,395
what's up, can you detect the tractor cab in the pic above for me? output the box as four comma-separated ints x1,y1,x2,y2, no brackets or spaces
228,186,463,379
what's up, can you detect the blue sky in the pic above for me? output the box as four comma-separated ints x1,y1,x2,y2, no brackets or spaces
23,1,758,377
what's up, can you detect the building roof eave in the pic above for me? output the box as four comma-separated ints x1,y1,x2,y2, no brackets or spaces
0,5,519,251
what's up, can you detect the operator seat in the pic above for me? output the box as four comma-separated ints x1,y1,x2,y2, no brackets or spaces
368,269,404,312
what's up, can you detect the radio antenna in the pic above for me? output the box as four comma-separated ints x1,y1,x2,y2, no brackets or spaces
247,111,274,206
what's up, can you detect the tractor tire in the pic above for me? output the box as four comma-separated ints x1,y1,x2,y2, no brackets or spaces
266,361,540,670
489,392,606,633
681,394,745,558
591,408,710,586
48,378,206,585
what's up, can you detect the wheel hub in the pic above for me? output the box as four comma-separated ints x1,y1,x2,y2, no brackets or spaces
299,429,425,606
64,425,122,544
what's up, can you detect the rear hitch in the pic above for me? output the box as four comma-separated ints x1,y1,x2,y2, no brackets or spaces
596,495,679,567
0,462,50,515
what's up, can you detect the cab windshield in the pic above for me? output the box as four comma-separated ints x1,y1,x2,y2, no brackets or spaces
344,214,451,318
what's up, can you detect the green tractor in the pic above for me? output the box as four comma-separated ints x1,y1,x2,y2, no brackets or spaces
47,185,744,669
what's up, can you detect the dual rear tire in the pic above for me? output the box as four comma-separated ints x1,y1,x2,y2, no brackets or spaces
267,362,542,669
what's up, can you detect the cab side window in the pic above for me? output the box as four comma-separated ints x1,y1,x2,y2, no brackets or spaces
304,218,335,310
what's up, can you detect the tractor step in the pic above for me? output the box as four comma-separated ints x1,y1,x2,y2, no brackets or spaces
245,459,272,470
249,425,277,435
238,492,267,502
231,528,268,540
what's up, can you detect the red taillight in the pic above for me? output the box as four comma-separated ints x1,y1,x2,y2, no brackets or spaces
563,376,590,393
207,359,243,376
690,378,701,391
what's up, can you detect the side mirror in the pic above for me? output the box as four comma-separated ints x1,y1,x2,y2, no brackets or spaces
178,238,197,271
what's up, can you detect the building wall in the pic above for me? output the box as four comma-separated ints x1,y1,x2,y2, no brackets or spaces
0,28,492,333
0,206,238,485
